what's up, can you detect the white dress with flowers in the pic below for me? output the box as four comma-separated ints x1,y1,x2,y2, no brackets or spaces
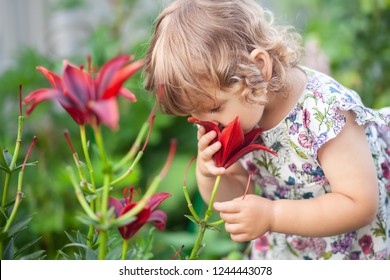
240,67,390,260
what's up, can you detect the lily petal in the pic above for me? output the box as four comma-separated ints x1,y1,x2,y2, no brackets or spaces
24,88,60,115
103,59,145,99
36,66,64,91
148,192,172,211
63,64,92,106
108,197,124,217
89,98,119,130
95,55,132,98
118,87,137,102
243,127,264,146
187,117,221,142
218,117,244,167
119,204,151,240
188,116,277,168
224,144,278,169
62,106,90,126
147,209,168,230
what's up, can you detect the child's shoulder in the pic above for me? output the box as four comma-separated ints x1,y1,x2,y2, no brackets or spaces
301,66,362,106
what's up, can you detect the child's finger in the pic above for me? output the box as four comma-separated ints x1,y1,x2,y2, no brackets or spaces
197,125,205,140
198,130,217,150
200,141,221,160
213,200,241,213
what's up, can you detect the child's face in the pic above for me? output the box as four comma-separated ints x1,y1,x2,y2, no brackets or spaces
190,92,265,133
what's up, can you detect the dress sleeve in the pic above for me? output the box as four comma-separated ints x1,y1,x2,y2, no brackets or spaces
297,76,389,163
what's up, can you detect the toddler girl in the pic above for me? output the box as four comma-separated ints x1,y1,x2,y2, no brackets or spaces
144,0,390,259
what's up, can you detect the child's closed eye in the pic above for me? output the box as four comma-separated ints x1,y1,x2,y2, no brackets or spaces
209,105,223,113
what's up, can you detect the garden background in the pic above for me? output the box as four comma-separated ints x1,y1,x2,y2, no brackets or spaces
0,0,389,260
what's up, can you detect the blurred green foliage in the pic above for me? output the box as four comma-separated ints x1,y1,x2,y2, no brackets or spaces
279,0,390,108
0,0,389,260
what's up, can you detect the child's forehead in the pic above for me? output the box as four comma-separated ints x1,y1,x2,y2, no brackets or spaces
190,89,232,110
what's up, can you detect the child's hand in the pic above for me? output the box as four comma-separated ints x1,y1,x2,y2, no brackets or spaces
213,195,273,242
196,125,226,177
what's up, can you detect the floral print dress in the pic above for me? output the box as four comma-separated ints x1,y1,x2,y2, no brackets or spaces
240,67,390,260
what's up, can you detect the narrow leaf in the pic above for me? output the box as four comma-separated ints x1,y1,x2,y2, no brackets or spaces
184,215,200,225
8,216,33,237
15,237,43,258
20,250,46,260
3,237,15,259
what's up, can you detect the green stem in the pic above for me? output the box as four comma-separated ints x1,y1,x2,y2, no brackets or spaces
93,125,109,168
93,125,112,223
1,173,11,209
183,184,201,223
72,153,94,194
98,230,108,260
9,116,24,170
114,122,149,172
110,151,143,186
204,175,221,222
189,225,206,260
207,219,224,227
68,167,97,221
121,239,129,260
80,125,96,191
189,175,221,259
2,116,24,208
79,125,98,247
3,171,24,233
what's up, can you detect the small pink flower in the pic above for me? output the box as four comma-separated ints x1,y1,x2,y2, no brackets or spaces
303,109,311,128
255,236,270,253
291,238,309,251
298,132,313,149
358,235,373,255
381,161,390,179
246,160,259,175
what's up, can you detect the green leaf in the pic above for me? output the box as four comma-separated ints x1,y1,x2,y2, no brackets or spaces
0,146,11,172
20,250,46,260
0,165,10,172
184,215,200,225
76,215,99,227
57,249,70,260
322,250,333,260
2,148,13,168
14,237,43,258
14,161,39,171
326,96,336,105
3,237,15,259
8,216,32,237
290,140,308,160
206,225,222,232
64,231,78,244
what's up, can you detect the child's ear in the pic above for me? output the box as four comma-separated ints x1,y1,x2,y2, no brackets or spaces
250,49,272,81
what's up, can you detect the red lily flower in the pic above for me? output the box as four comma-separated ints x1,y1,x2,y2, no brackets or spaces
188,116,277,168
108,187,171,240
24,55,144,130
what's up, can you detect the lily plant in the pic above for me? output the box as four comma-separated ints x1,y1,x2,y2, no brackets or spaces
0,85,40,259
23,55,175,260
185,116,277,259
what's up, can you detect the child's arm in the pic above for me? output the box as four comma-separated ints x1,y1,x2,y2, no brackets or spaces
195,126,254,204
214,111,379,242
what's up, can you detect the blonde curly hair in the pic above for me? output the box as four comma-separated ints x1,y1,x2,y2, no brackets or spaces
144,0,303,115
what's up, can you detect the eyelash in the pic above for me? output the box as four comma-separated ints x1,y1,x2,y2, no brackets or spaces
209,105,223,113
